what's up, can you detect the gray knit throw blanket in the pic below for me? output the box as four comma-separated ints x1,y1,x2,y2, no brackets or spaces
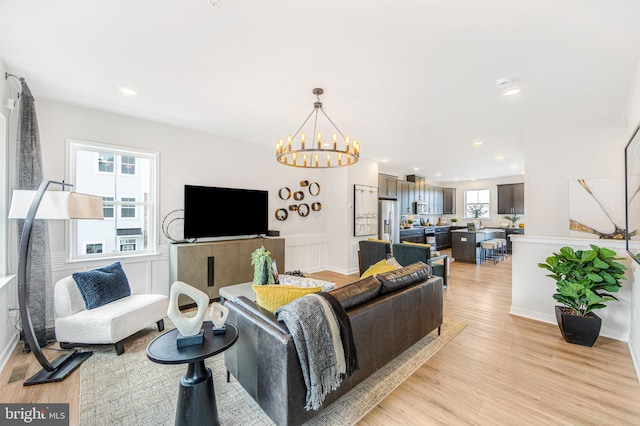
276,295,343,410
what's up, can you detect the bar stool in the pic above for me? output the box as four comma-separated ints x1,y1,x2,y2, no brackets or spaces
480,240,499,264
495,238,508,261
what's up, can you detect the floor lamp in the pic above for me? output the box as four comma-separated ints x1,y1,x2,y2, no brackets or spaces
8,179,103,386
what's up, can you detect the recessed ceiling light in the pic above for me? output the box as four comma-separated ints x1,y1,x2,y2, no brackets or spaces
496,77,522,96
118,87,138,96
435,171,442,177
496,155,505,160
473,140,484,147
510,163,517,168
380,159,388,163
502,87,521,96
412,167,420,171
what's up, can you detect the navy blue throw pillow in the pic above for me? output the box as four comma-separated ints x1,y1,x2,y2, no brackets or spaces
73,262,132,310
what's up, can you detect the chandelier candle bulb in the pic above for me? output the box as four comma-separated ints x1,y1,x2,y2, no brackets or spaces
338,152,342,165
315,154,319,167
303,153,307,166
327,153,331,167
293,152,297,165
287,135,292,151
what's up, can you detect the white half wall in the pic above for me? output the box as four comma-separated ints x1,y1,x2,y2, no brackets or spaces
511,236,632,341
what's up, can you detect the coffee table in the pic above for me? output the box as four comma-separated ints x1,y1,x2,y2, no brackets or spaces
146,321,238,426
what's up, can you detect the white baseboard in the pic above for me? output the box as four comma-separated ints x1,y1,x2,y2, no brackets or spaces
0,331,19,376
509,305,630,342
629,341,640,383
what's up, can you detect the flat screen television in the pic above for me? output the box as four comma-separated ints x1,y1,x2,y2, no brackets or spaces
184,185,268,239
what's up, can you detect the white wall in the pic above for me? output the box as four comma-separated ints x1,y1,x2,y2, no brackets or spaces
524,123,627,238
511,236,631,341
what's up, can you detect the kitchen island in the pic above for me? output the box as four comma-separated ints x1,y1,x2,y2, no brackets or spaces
451,228,506,263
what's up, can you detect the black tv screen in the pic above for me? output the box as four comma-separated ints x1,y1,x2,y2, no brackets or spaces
184,185,268,239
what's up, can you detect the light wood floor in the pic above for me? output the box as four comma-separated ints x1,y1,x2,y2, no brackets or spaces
2,255,640,425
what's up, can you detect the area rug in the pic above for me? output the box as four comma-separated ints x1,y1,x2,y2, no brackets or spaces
79,318,466,425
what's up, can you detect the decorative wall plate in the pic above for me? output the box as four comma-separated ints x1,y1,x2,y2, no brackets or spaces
298,203,310,217
278,187,291,200
311,202,322,211
300,180,309,187
275,208,288,221
294,191,305,201
288,205,298,211
309,182,320,196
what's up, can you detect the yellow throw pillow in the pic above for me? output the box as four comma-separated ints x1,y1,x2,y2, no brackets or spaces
361,258,400,279
401,241,432,248
368,238,391,244
252,285,322,312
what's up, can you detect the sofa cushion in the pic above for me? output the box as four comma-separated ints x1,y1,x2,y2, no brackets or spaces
253,285,322,312
329,276,382,310
277,274,336,292
376,262,430,295
360,258,400,279
73,262,132,310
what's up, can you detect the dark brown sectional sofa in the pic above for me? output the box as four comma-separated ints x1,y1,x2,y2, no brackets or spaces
223,262,444,425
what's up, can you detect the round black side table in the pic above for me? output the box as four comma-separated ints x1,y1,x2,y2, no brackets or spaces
146,321,238,426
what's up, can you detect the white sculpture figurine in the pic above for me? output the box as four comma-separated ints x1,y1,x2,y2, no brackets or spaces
210,302,229,331
167,281,210,337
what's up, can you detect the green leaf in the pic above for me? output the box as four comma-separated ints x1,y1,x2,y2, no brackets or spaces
599,247,617,258
559,247,576,260
581,250,597,262
586,272,603,282
593,257,609,269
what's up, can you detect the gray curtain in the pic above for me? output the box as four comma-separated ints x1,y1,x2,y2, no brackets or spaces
17,79,54,348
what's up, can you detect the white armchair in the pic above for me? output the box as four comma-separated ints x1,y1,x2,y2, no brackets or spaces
54,275,169,355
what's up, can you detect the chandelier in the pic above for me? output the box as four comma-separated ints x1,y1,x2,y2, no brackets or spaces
276,88,360,168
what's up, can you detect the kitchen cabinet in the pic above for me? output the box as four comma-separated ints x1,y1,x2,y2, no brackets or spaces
406,174,426,202
497,183,525,214
505,228,524,253
398,180,415,214
399,228,425,244
378,174,398,199
443,188,456,214
435,226,450,249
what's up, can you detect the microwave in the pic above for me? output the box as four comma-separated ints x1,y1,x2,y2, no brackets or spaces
414,202,428,214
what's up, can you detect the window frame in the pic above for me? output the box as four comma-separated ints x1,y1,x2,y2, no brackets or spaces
464,189,491,219
67,139,159,261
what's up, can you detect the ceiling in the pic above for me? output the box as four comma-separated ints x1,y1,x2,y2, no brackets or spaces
1,0,640,181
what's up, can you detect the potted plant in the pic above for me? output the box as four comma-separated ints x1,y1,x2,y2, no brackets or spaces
251,246,275,285
538,244,626,346
504,214,520,227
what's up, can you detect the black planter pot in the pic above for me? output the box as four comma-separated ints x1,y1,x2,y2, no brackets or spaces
554,306,602,347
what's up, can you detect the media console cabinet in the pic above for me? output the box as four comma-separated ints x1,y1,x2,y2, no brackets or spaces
169,238,285,306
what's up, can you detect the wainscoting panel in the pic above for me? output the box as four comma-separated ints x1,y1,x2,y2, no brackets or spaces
283,233,329,273
51,245,170,296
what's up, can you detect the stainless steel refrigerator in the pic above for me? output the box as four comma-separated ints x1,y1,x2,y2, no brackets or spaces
378,200,400,243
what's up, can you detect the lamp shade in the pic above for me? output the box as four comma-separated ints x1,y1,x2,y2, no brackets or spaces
8,190,104,220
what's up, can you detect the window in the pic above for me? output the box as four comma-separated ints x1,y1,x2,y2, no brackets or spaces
85,243,103,254
103,196,114,218
119,239,137,252
121,155,136,175
98,152,114,173
120,197,136,219
465,189,491,219
69,139,158,260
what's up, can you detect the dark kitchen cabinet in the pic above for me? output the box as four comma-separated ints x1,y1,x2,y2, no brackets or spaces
443,188,456,214
400,228,425,244
497,183,524,214
378,174,398,199
406,174,426,202
398,180,415,214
